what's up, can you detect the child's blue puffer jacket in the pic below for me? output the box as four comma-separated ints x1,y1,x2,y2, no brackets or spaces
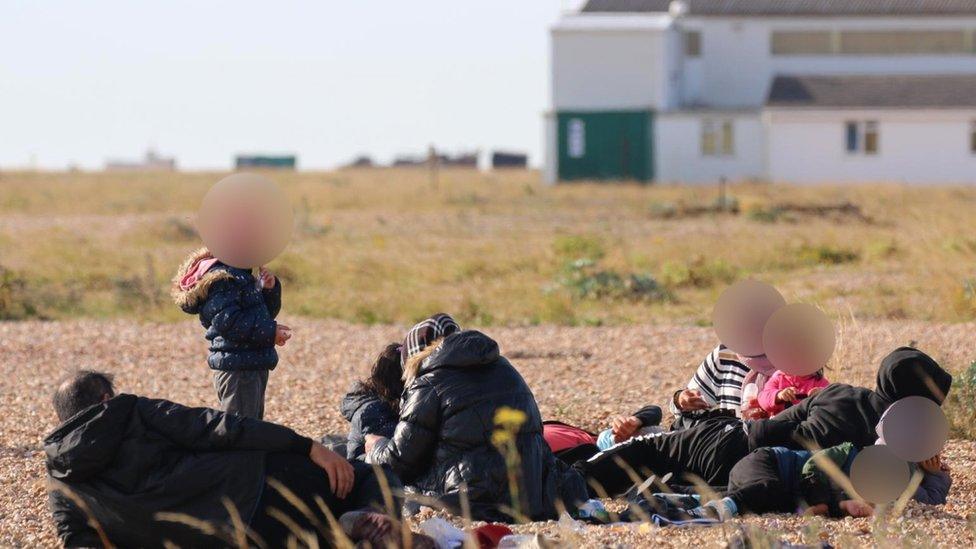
173,249,281,371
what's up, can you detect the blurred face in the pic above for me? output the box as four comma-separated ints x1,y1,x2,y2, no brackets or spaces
196,173,293,269
712,280,787,357
762,303,836,376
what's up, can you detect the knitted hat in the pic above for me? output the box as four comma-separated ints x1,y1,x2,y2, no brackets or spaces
401,313,460,365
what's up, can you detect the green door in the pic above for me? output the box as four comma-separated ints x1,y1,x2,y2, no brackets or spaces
557,110,654,182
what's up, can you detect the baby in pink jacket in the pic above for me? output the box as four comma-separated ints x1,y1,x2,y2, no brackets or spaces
758,369,831,416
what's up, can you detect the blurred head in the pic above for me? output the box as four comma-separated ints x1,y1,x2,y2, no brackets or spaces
53,370,115,421
875,347,952,405
362,343,405,410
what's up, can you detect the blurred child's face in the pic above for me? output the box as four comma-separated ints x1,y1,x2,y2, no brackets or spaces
197,174,293,269
762,303,835,377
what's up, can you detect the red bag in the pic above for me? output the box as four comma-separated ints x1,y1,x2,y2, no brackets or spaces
543,422,597,453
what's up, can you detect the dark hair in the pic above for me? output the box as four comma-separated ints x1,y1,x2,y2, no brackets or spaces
360,343,404,412
53,370,115,421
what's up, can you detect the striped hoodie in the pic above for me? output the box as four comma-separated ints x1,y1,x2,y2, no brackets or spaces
669,344,749,418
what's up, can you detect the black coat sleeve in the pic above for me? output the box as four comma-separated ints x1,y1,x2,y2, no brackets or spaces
368,379,441,481
202,279,277,347
49,488,103,548
262,278,282,319
747,397,811,450
632,405,663,427
135,397,312,454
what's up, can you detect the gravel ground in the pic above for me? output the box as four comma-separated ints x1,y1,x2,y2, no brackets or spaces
1,319,974,548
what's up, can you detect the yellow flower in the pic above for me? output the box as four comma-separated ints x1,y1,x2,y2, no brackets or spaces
494,407,527,431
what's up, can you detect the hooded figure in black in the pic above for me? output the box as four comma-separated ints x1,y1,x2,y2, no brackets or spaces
578,347,952,496
45,373,400,549
367,315,588,522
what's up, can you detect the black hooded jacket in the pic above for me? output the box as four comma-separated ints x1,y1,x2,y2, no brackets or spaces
368,330,587,522
340,384,398,460
748,347,952,450
45,394,313,548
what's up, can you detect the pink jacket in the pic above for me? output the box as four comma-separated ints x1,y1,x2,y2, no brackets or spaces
758,370,831,416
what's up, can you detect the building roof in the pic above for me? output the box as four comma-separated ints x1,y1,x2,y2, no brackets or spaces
581,0,976,17
766,74,976,109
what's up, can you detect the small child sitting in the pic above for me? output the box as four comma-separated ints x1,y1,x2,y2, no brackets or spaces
340,343,404,460
172,247,291,419
757,368,830,417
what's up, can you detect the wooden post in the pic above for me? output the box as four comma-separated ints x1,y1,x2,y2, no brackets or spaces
427,144,439,191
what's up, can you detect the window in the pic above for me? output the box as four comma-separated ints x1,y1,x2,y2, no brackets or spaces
771,31,834,55
846,121,879,155
685,31,702,57
840,30,967,55
772,29,976,56
702,119,734,156
567,119,585,159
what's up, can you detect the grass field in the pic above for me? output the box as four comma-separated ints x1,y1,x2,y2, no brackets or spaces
2,169,976,326
3,169,976,547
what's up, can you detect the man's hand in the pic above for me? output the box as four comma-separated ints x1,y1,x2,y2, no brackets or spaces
309,442,355,499
839,499,874,518
676,389,710,411
776,387,798,404
920,454,943,474
258,267,277,290
611,415,642,443
275,324,292,346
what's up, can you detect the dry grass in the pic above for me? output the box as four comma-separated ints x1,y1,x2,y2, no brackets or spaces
1,318,975,547
2,169,976,325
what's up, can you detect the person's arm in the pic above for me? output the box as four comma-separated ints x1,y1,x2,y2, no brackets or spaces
262,277,282,319
135,397,312,454
669,349,719,416
203,279,276,347
367,379,441,481
757,373,787,415
914,471,951,505
49,488,104,548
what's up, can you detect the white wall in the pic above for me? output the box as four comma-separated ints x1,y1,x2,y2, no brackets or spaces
655,111,765,183
766,109,976,183
551,16,673,110
680,16,976,108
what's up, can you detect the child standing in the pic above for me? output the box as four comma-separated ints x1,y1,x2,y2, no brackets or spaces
172,247,291,419
757,368,830,417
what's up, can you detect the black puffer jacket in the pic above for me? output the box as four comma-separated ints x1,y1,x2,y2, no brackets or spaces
340,384,398,460
369,330,587,522
748,347,952,450
174,250,281,371
45,394,313,548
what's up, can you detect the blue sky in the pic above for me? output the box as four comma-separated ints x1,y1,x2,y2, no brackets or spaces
0,1,584,170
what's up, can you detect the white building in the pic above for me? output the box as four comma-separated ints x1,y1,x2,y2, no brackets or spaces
547,0,976,184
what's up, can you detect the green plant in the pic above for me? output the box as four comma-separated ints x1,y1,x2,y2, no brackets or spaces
796,244,860,266
944,361,976,439
557,259,670,302
660,257,739,289
553,235,605,261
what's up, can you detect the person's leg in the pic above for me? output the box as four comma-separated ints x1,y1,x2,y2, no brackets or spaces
579,417,745,497
723,448,796,515
249,452,341,546
340,461,403,517
213,370,267,419
577,429,690,497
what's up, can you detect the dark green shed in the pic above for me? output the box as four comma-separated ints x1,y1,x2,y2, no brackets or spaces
557,110,654,182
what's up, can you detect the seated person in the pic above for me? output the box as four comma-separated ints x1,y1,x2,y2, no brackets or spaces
757,367,831,417
45,370,427,548
577,347,952,496
541,405,663,464
340,342,403,460
366,314,588,522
